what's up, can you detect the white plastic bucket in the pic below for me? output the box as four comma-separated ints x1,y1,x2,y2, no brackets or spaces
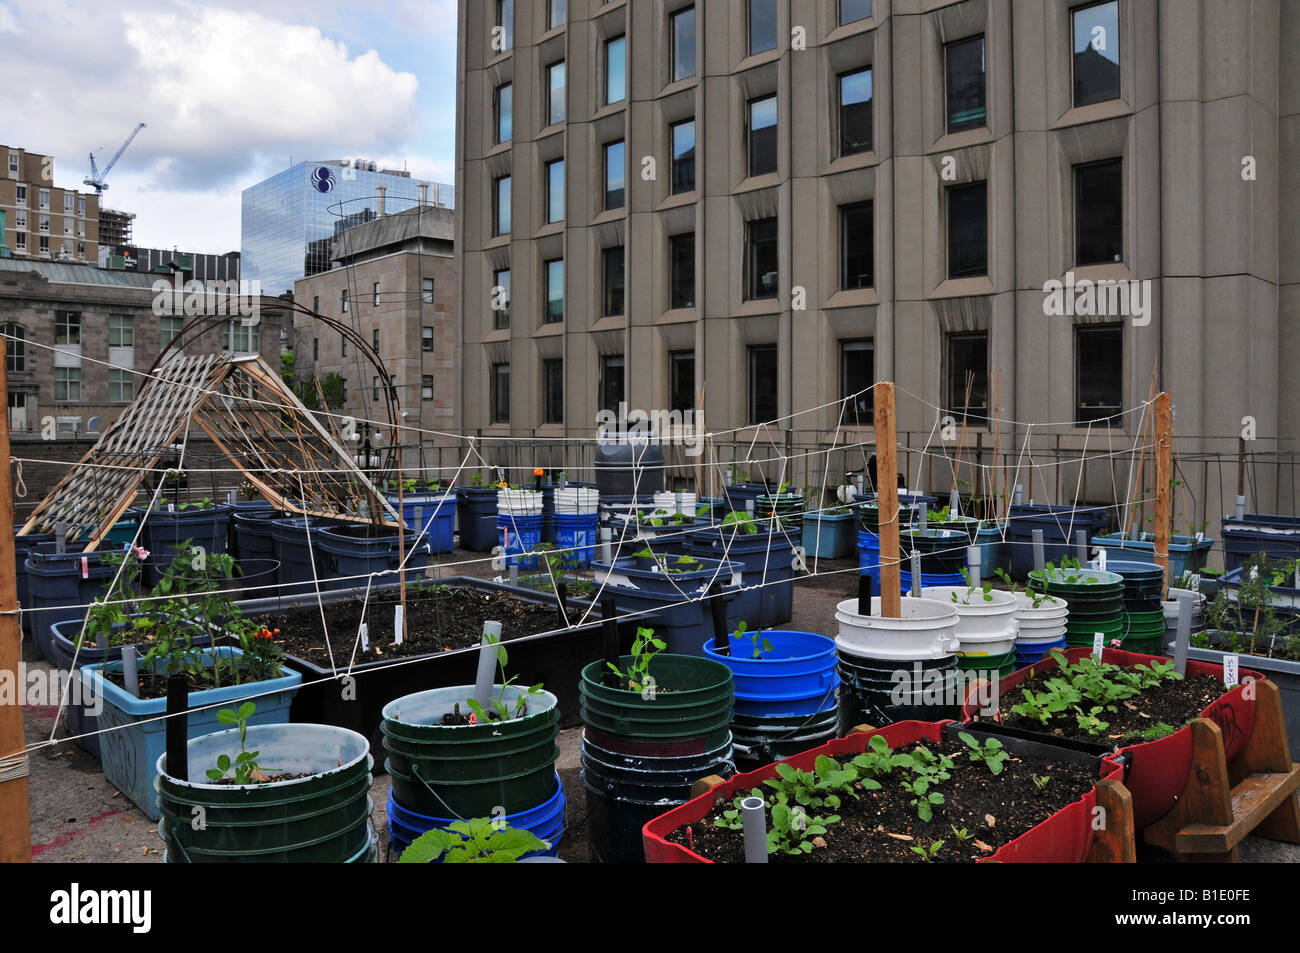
1012,591,1070,644
835,596,960,661
498,489,543,516
652,491,697,517
921,586,1018,657
554,487,599,515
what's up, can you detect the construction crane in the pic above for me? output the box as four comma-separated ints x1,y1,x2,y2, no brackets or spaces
84,122,146,194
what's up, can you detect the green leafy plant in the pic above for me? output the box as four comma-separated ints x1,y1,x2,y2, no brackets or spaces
205,702,268,784
732,621,773,660
958,732,1010,775
911,839,943,862
606,626,666,693
1031,774,1051,793
1124,721,1179,743
768,802,838,855
720,510,758,535
464,630,545,722
950,825,972,843
398,818,549,863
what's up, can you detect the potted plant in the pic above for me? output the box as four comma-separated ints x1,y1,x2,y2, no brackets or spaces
643,720,1124,862
80,548,303,820
397,818,553,863
156,706,374,863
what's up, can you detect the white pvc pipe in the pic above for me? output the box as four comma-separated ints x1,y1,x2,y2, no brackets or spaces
474,621,503,710
741,796,768,864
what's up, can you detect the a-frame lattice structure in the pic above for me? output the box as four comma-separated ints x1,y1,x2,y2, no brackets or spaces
20,352,399,550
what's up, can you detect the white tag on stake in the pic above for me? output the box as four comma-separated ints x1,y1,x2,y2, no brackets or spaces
1223,655,1240,688
360,622,370,653
394,605,404,645
1093,632,1105,659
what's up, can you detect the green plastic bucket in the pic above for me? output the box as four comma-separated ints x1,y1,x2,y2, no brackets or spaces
579,654,734,744
155,723,373,863
381,684,560,817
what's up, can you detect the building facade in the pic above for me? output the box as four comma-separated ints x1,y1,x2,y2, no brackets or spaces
293,204,458,464
0,258,285,435
97,245,242,282
455,0,1297,517
1,145,100,264
242,159,454,297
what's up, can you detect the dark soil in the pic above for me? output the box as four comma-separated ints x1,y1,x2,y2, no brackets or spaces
248,585,571,667
666,737,1099,863
212,772,312,785
102,669,263,700
993,671,1230,744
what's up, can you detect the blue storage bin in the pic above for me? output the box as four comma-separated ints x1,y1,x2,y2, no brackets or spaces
1220,514,1300,573
386,492,457,554
497,513,543,570
1005,503,1110,579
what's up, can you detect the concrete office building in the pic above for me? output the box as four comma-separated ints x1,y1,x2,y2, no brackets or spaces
97,245,242,282
455,0,1298,517
293,203,458,462
242,159,454,297
1,145,100,264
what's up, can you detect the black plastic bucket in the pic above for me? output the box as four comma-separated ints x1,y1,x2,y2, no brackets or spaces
836,651,960,733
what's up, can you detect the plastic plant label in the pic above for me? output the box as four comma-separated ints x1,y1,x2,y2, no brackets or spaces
1195,532,1205,543
394,606,404,645
81,557,90,579
360,622,370,653
1096,549,1107,571
1223,655,1239,687
1189,574,1201,592
168,503,175,513
1093,632,1104,659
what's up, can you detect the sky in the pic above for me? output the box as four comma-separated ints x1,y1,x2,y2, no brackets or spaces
0,0,457,253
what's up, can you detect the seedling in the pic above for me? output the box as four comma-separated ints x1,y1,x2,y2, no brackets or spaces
720,510,758,535
1125,721,1178,743
958,732,1010,775
1074,705,1110,736
399,818,549,863
911,839,943,862
206,702,269,784
1031,774,1051,793
950,826,972,843
465,630,546,722
733,621,773,659
606,627,666,694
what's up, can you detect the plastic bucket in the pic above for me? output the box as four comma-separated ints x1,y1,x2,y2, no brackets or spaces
271,517,337,597
974,524,1008,576
14,529,54,636
702,630,838,718
381,684,560,817
685,525,800,628
837,653,959,731
553,512,598,568
1005,503,1110,579
387,492,457,554
922,586,1019,656
25,544,116,663
316,523,431,592
899,528,969,575
834,596,960,660
232,509,280,563
156,723,372,863
804,511,856,559
140,504,234,587
497,514,543,570
386,777,564,860
729,707,840,768
579,655,734,745
456,486,501,551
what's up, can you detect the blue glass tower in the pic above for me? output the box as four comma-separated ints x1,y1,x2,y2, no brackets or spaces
241,161,454,296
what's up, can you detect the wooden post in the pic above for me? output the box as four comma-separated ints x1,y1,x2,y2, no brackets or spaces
875,382,900,618
0,338,32,862
1154,392,1172,592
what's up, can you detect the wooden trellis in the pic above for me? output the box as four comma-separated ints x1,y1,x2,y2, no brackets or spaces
19,352,399,550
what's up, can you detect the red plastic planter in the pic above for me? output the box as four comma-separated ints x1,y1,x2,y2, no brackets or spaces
642,720,1123,863
962,647,1263,829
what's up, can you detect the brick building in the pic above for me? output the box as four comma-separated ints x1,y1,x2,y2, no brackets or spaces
1,145,100,264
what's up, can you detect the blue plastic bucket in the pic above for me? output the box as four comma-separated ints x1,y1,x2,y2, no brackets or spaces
1015,635,1068,665
704,631,839,719
386,775,564,860
858,530,882,590
498,514,543,570
387,493,457,554
316,525,431,592
553,512,598,568
899,569,966,594
272,517,337,597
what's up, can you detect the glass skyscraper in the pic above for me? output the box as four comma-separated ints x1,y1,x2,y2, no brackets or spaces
241,160,453,296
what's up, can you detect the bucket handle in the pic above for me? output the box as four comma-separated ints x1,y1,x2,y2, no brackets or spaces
410,762,468,822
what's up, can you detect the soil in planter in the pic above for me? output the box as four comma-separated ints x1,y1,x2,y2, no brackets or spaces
250,586,571,667
103,668,269,700
667,737,1097,863
212,771,313,785
995,671,1230,745
1192,631,1300,663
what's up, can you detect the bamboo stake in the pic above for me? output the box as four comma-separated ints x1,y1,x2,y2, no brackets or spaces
1155,392,1173,593
0,338,32,862
875,382,901,618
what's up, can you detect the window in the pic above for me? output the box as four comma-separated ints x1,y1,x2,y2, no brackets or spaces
495,0,513,52
1076,324,1123,424
6,153,16,174
671,120,696,194
945,36,986,133
946,182,987,278
545,259,564,323
493,175,511,235
55,311,80,346
312,337,319,360
840,340,875,424
373,282,381,307
548,0,566,30
748,0,777,55
422,278,434,303
599,355,624,414
670,233,695,309
54,367,81,402
671,7,695,83
78,197,85,217
422,375,435,401
341,378,348,403
39,189,49,209
109,369,133,403
493,268,512,328
840,0,870,25
3,324,25,373
108,314,133,347
543,359,564,423
422,326,434,352
669,350,695,412
63,194,72,213
547,62,566,126
545,159,564,223
604,140,626,210
161,316,183,349
1072,1,1120,107
341,289,349,313
39,215,49,233
341,334,348,357
840,202,873,290
228,320,260,354
14,210,24,230
747,95,778,177
839,68,873,156
605,36,626,105
373,376,382,400
1075,158,1123,265
603,246,625,317
16,185,26,204
313,295,319,314
495,83,513,143
748,345,778,424
14,233,24,251
491,362,511,423
745,218,779,300
945,332,989,423
63,218,72,235
372,328,380,351
39,236,48,254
